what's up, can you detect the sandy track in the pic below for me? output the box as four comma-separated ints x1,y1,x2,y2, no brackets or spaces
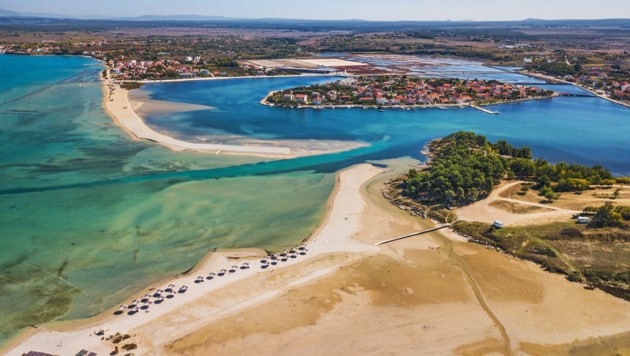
456,181,582,226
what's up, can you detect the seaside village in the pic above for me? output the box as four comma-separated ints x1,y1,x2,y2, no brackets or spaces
269,76,553,107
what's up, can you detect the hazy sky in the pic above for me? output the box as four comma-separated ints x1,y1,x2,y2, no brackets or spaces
1,0,629,21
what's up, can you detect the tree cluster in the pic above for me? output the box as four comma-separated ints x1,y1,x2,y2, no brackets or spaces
591,203,630,228
400,131,618,207
401,132,506,206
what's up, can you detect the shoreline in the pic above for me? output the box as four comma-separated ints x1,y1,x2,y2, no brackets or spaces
4,162,630,355
102,77,367,158
520,70,630,109
260,96,556,112
2,163,384,356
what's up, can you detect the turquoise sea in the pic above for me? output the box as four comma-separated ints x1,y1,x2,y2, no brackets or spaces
0,54,628,345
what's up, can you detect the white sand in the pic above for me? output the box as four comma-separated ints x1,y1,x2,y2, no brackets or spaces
3,164,383,356
103,80,292,156
103,79,367,157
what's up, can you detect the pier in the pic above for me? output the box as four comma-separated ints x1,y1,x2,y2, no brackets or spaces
470,105,499,115
375,224,451,246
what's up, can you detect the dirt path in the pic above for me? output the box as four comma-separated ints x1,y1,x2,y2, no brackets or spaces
456,181,582,226
433,231,513,355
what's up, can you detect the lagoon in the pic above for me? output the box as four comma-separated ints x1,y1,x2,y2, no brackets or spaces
0,54,628,345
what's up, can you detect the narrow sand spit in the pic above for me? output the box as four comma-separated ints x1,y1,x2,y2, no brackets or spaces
2,164,382,356
102,79,366,157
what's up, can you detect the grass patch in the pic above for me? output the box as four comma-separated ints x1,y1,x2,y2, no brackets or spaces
452,221,630,301
488,200,548,214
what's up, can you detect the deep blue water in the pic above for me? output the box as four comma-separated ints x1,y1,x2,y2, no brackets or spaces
143,75,630,176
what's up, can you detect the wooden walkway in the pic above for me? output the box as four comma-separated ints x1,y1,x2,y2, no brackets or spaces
375,224,451,246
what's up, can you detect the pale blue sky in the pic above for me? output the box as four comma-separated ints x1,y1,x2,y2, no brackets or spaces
1,0,628,20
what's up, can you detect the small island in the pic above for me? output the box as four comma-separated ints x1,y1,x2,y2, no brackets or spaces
263,76,555,110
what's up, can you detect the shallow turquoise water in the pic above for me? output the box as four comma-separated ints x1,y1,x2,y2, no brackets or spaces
0,55,333,344
0,54,628,345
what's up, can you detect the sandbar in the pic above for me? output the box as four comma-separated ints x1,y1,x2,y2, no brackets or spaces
102,78,367,157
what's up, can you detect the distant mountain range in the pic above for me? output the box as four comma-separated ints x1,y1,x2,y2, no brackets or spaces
0,9,628,24
0,9,237,21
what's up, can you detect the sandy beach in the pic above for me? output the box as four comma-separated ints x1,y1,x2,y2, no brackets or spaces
102,78,366,157
4,162,630,355
2,164,383,356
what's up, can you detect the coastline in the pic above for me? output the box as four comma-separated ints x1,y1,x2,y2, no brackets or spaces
260,91,557,112
2,163,384,356
520,70,630,109
102,77,367,158
4,162,630,355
